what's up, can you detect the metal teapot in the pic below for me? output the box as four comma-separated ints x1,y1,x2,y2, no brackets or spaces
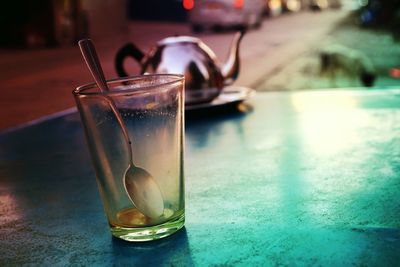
115,31,244,105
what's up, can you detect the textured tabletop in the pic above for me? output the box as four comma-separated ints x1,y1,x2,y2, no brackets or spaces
1,90,399,266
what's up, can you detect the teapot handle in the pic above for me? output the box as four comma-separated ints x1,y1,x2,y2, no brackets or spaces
114,43,145,77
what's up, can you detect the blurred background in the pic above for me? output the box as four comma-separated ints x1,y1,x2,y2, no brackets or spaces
0,0,399,130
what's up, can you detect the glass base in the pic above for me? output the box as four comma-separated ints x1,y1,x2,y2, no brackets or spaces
110,213,185,242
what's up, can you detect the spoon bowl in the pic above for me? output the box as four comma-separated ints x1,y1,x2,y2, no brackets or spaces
124,165,164,219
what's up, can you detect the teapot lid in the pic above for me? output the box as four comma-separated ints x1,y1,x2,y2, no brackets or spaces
157,36,217,60
158,36,200,46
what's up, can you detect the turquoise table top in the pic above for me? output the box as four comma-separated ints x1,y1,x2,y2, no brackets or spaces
1,90,399,266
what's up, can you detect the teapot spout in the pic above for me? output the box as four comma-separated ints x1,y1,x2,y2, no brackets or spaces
221,30,245,85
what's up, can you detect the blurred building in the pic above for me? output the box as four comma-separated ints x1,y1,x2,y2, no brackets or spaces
128,0,187,22
0,0,128,48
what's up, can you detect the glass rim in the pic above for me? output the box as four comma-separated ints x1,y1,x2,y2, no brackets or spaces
73,74,184,97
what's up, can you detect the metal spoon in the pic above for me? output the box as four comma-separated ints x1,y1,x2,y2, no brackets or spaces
78,39,164,219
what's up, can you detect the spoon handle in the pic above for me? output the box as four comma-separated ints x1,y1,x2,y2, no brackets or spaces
78,38,133,163
103,95,133,163
78,39,109,92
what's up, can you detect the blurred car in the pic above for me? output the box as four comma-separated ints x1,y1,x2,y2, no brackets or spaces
187,0,265,32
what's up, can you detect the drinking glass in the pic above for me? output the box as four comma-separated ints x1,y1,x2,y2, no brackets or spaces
73,74,185,241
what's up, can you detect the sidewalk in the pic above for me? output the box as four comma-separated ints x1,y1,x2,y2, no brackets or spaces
256,12,400,91
0,10,349,131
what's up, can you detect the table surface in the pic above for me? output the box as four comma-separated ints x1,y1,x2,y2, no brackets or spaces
1,90,400,266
